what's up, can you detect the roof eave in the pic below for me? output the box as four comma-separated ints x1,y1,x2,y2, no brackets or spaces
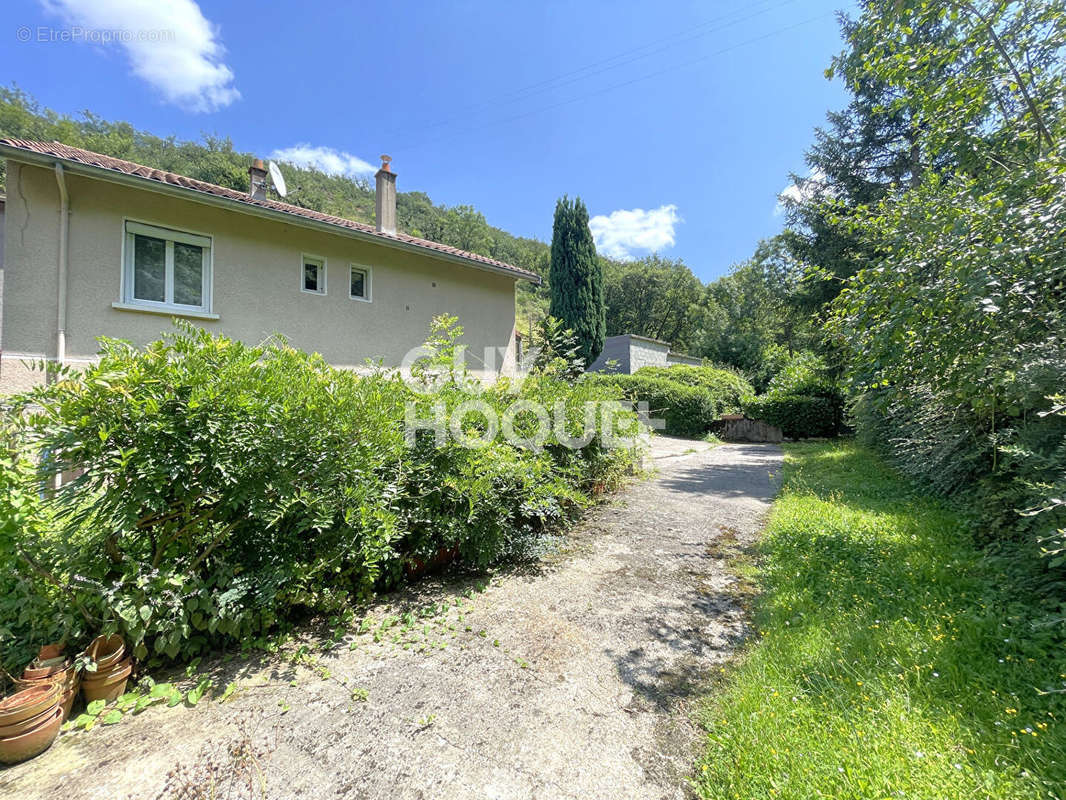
0,146,541,285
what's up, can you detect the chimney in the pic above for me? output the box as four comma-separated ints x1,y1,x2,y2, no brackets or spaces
248,158,268,201
375,155,396,235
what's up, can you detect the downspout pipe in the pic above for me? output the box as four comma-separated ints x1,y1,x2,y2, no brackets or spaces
54,163,69,365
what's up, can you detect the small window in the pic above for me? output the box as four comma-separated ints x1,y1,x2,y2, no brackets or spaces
123,221,211,313
349,264,372,302
301,255,326,295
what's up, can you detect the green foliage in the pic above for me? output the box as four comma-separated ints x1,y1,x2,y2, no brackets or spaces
0,322,638,670
692,238,815,391
765,351,846,434
633,365,754,415
697,443,1066,799
530,316,585,383
585,374,717,438
549,196,605,367
602,254,702,351
823,0,1066,551
744,395,837,440
0,424,68,672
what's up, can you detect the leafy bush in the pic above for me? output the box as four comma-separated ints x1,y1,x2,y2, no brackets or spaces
0,321,640,670
585,373,717,437
744,394,836,439
852,385,1066,551
0,425,69,673
634,365,754,414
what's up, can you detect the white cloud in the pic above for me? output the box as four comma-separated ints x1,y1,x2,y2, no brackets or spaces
775,168,828,216
269,145,377,178
589,204,681,261
41,0,239,112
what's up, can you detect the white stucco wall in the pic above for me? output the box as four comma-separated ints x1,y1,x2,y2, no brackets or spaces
1,160,520,393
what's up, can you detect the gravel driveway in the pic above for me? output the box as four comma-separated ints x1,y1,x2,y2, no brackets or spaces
1,438,782,800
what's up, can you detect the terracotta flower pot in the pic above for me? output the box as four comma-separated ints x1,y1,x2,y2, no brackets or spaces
37,643,65,662
0,702,60,739
59,688,77,722
22,658,70,681
0,705,63,765
81,658,132,704
85,634,126,670
0,683,62,727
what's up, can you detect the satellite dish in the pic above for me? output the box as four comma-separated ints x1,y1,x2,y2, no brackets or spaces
267,161,287,198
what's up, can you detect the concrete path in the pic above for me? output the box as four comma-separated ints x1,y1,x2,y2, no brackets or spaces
2,439,782,800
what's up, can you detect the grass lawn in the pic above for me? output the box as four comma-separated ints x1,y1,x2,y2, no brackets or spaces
695,442,1066,799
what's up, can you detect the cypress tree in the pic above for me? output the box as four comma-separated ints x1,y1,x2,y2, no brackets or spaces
548,196,605,367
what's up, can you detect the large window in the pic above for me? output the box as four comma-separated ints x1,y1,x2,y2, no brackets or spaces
122,221,212,314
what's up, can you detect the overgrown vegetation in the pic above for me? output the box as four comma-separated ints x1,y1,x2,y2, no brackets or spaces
820,0,1066,557
585,364,755,438
633,365,754,415
696,442,1066,799
0,320,640,673
584,373,717,438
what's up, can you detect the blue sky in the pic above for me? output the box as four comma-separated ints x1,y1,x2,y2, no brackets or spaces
3,0,855,282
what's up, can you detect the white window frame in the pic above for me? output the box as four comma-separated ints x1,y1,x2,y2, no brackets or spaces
349,263,373,303
300,254,327,295
117,220,214,317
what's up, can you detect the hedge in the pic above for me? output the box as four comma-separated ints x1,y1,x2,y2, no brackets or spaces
743,394,837,439
0,322,641,671
585,373,717,437
634,365,754,414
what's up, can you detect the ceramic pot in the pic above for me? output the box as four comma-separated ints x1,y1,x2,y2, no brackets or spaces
81,657,132,704
22,658,70,681
85,634,126,670
0,702,60,739
0,683,62,727
37,643,65,662
0,705,63,765
59,688,77,722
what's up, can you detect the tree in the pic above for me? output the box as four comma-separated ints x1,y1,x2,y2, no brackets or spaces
692,236,811,390
824,0,1066,536
601,254,702,351
548,196,605,366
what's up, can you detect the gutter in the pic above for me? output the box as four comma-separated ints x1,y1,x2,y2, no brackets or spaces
1,147,541,286
54,162,69,365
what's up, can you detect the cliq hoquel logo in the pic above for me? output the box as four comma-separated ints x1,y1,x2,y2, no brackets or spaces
398,344,663,451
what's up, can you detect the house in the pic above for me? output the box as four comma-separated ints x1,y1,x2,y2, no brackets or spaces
585,333,702,374
0,140,540,394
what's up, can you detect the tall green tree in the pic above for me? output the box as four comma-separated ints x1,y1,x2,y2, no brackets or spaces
548,196,605,366
825,0,1066,540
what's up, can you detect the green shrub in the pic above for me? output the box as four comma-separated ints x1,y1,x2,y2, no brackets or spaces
852,385,1066,551
634,365,755,414
744,394,836,439
0,426,69,672
585,373,717,437
1,321,640,670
